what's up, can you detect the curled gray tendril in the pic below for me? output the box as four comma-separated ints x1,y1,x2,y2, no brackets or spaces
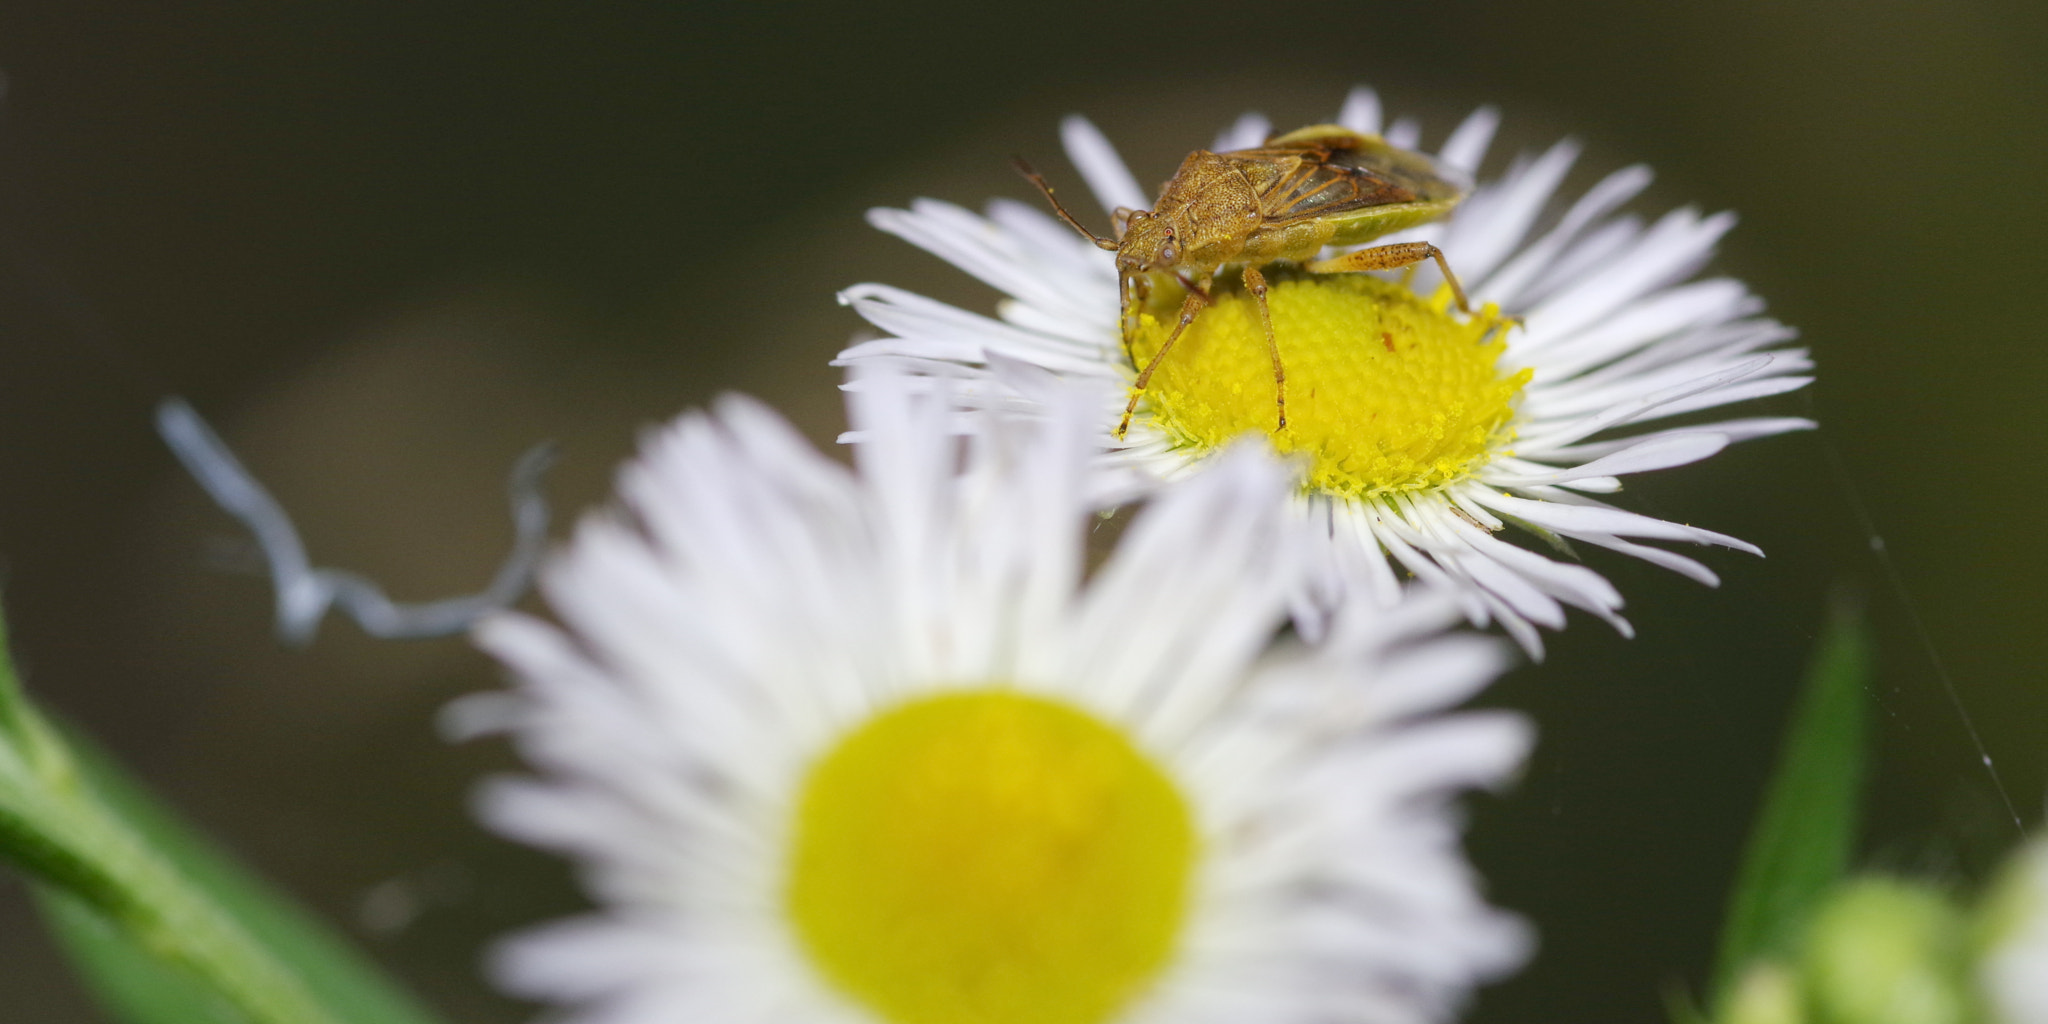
155,397,554,644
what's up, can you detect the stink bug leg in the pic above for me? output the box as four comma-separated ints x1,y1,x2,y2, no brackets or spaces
1305,241,1472,314
1118,277,1213,439
1241,264,1286,431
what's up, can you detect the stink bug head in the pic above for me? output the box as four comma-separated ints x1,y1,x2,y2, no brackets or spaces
1114,212,1178,274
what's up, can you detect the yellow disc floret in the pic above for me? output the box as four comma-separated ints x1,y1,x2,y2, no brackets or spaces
787,690,1195,1024
1131,272,1531,499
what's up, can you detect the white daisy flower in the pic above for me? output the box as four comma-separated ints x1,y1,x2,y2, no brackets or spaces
837,85,1816,656
464,368,1532,1024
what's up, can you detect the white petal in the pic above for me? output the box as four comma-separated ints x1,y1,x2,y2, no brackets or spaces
1060,113,1150,214
1484,432,1730,486
1440,138,1580,288
1437,105,1501,177
1214,111,1272,151
1475,489,1762,554
1384,116,1422,150
1544,417,1815,460
1338,86,1383,134
1479,163,1652,305
1526,208,1734,340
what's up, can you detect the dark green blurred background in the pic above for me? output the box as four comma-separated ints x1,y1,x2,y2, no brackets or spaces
0,2,2041,1021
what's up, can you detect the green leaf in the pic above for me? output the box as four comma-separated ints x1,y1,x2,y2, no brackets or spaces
0,595,446,1024
32,726,447,1024
1710,599,1873,1007
35,882,246,1024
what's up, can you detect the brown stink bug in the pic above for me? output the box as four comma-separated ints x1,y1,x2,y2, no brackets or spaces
1018,124,1474,436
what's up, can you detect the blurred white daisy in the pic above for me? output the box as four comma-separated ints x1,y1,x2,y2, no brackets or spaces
1981,839,2048,1024
837,86,1815,656
463,368,1531,1024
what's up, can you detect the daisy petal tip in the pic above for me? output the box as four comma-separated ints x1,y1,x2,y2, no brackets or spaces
1440,104,1502,174
1057,114,1149,214
468,609,525,651
1504,620,1546,662
1460,711,1541,781
469,610,563,669
1540,134,1587,168
863,206,904,232
468,773,537,833
708,390,776,424
1337,87,1383,134
438,691,525,742
1213,111,1271,152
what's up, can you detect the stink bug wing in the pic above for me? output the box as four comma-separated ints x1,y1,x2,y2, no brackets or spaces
1333,137,1467,203
1248,156,1422,225
1244,125,1465,202
1257,123,1372,150
1230,125,1467,239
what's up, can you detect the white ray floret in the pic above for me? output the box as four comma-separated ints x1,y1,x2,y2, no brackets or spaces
837,86,1815,657
464,366,1531,1024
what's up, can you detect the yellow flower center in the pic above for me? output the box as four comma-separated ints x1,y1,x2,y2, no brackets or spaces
1130,272,1531,498
786,690,1195,1024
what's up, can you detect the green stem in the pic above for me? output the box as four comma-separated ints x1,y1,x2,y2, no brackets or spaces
0,616,339,1024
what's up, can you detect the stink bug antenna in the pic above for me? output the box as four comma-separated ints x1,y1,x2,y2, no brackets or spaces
1011,156,1120,251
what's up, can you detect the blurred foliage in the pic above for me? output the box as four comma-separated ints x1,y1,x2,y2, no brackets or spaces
1713,602,1870,1004
34,728,446,1024
0,604,442,1024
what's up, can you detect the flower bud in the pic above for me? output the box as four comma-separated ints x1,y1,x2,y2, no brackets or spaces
1801,878,1967,1024
1723,961,1806,1024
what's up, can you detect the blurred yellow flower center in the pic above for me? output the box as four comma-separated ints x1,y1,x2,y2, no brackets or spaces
786,690,1195,1024
1131,273,1530,498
